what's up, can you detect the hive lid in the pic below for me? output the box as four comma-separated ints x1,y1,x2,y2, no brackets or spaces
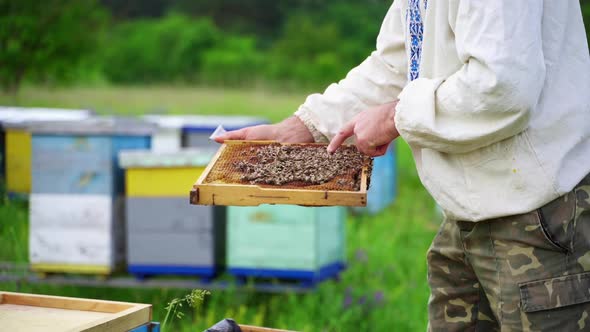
119,148,217,168
142,115,268,131
0,291,152,332
0,107,92,128
28,116,157,135
191,140,372,207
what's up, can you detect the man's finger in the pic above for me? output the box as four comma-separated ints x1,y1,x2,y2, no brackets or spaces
327,122,355,153
373,143,390,157
213,128,248,143
356,140,378,157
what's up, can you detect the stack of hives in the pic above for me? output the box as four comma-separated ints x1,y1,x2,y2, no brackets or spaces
1,106,398,287
28,117,155,275
0,107,93,197
119,149,226,279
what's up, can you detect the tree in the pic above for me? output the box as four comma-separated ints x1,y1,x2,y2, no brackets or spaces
0,0,107,93
583,3,590,48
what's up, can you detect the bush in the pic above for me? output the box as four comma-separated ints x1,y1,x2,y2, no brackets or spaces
0,0,108,92
103,14,219,83
200,36,265,86
266,15,352,88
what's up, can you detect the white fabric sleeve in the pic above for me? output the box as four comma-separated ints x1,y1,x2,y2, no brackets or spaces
294,1,408,142
395,0,546,154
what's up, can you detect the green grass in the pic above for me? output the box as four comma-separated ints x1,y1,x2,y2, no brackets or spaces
0,85,439,331
0,85,308,123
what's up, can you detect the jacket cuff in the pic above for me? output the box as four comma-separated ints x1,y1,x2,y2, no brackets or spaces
394,77,445,147
294,106,329,143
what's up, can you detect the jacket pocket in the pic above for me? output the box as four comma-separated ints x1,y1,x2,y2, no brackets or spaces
520,271,590,313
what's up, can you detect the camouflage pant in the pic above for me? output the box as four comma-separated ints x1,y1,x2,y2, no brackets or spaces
427,174,590,331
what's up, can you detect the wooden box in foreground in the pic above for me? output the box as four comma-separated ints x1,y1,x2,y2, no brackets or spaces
191,141,371,207
0,291,151,332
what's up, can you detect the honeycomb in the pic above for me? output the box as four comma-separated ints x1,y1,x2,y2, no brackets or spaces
203,142,372,192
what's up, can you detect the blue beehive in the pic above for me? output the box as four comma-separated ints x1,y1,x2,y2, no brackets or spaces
180,115,268,149
142,115,269,152
354,144,397,214
28,117,155,275
0,107,93,197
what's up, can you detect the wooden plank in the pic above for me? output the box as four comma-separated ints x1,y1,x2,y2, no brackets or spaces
0,273,313,294
239,324,296,332
79,305,151,332
195,142,227,186
191,184,366,207
191,141,369,207
0,292,151,332
30,264,111,275
0,303,112,332
1,292,133,313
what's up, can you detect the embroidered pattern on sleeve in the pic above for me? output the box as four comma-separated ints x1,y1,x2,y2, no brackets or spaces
407,0,426,81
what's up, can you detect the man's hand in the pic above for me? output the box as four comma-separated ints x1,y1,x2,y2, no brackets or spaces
214,116,315,144
327,101,400,157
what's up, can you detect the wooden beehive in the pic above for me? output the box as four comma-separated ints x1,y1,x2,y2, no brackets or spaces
227,204,346,283
0,107,92,196
191,141,372,207
180,115,268,150
28,117,155,275
0,291,151,332
119,149,226,278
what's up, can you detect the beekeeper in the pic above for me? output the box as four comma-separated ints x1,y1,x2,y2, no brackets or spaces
217,1,590,330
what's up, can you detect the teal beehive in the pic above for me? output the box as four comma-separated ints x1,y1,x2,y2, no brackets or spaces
227,205,346,285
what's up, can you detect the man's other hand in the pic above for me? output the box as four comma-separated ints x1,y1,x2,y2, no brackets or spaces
214,116,315,144
327,101,400,157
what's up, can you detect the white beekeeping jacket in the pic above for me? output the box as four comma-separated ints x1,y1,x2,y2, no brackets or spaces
295,0,590,221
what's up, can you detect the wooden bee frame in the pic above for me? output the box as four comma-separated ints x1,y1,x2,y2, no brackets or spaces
190,141,370,207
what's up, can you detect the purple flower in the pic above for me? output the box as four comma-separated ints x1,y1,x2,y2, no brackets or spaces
358,295,367,306
355,249,368,263
374,291,385,305
342,294,353,309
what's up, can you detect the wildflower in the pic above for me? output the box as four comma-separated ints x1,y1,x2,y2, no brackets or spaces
355,249,368,263
342,294,354,309
162,289,211,331
357,295,367,306
373,291,385,305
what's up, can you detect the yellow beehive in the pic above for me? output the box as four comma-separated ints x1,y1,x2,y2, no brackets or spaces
5,128,31,195
1,108,92,196
121,150,214,197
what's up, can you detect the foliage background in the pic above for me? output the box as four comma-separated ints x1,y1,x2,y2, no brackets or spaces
0,1,589,331
5,0,586,93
